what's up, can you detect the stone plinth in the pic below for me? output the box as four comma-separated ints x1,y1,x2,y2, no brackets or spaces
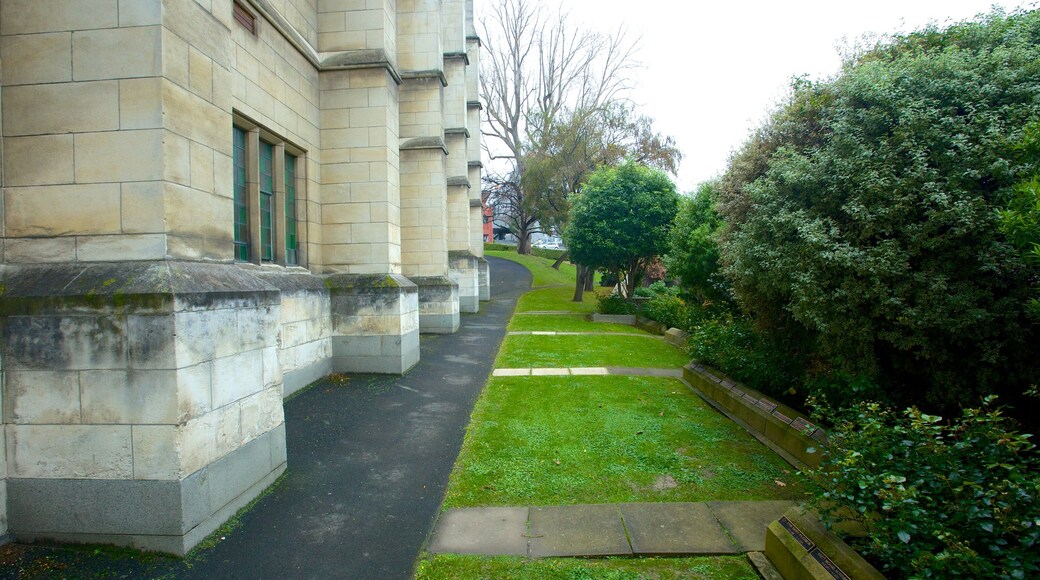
478,256,491,301
411,275,460,334
327,273,420,374
0,261,288,555
448,250,480,313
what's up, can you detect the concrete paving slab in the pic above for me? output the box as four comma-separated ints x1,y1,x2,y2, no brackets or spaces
529,504,632,557
531,368,570,376
708,500,795,552
493,368,530,377
620,502,738,555
570,367,610,375
428,507,529,556
606,367,684,377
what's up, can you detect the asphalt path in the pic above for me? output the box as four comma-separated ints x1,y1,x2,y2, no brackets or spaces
183,256,531,579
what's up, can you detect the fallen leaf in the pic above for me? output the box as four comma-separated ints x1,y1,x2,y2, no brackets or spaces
774,480,787,487
553,458,561,465
636,431,644,435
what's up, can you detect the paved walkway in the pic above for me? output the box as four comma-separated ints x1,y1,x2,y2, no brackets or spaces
428,501,795,557
176,257,531,579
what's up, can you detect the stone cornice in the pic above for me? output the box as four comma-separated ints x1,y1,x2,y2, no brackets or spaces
444,127,471,138
321,49,403,84
443,51,470,65
447,176,471,188
400,137,448,154
244,0,403,84
400,69,449,87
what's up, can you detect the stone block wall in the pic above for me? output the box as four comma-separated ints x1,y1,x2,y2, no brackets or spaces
0,0,169,262
0,28,6,540
255,270,332,397
0,0,486,553
0,262,287,554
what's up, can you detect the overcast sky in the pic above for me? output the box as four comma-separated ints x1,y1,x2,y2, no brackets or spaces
473,0,1038,193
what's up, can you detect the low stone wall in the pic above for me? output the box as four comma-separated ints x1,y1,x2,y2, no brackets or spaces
766,507,884,580
683,363,825,469
591,313,637,325
664,327,688,348
634,317,668,335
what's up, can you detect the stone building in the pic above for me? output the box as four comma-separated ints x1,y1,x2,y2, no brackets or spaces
0,0,487,555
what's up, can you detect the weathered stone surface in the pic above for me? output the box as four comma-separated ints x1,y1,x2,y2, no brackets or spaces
707,500,795,552
620,502,738,555
428,507,529,556
529,504,631,558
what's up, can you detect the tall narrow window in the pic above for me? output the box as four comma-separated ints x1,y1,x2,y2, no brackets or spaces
285,153,299,265
233,120,304,267
233,126,250,262
259,141,274,262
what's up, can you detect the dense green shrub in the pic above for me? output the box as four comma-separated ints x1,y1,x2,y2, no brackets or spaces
717,10,1040,414
665,182,731,304
811,398,1040,578
642,294,687,330
483,243,515,252
596,293,633,315
530,247,567,261
687,313,807,402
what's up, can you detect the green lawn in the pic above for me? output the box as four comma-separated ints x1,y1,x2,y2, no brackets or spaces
415,554,759,579
508,313,646,334
515,286,602,313
486,249,577,287
494,333,689,368
442,375,803,508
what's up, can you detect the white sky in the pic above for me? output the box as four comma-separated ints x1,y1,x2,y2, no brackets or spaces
474,0,1039,193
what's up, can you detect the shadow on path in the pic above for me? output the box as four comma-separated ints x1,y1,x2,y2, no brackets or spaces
185,257,531,579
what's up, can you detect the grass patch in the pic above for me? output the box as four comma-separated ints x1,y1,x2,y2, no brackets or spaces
486,250,577,287
508,314,646,334
443,375,803,508
415,554,759,579
516,286,603,313
495,334,689,368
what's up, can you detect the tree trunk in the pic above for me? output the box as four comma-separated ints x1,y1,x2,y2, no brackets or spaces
516,231,532,254
584,267,594,291
552,251,568,270
573,264,586,302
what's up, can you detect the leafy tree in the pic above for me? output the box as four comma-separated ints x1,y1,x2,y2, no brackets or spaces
565,162,679,298
479,0,636,254
717,9,1040,413
665,181,729,305
522,103,682,237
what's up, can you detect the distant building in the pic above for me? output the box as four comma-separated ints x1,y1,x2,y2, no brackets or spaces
0,0,486,554
482,197,494,242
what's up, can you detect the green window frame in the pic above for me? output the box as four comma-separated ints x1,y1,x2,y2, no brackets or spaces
259,140,275,262
285,153,298,265
233,126,250,262
232,122,304,267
